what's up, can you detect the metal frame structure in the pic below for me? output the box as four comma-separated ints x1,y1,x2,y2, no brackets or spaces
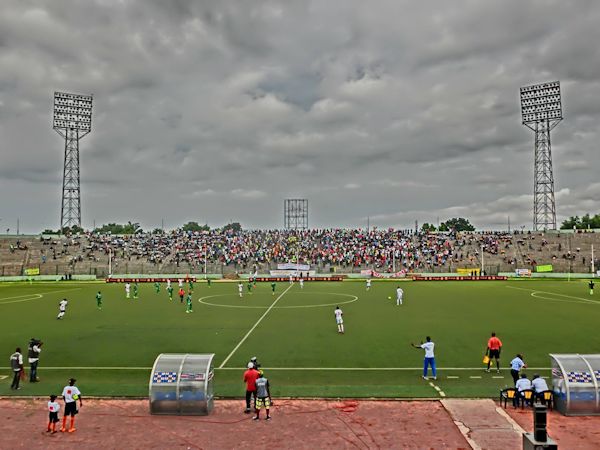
53,91,93,230
284,199,308,230
550,353,600,416
149,353,215,415
520,81,562,231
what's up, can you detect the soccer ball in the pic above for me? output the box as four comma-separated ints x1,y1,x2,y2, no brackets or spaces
387,296,391,300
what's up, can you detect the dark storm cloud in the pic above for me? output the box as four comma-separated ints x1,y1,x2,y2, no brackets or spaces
0,0,599,233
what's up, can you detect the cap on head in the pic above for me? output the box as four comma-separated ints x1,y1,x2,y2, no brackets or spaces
247,362,254,369
251,357,257,362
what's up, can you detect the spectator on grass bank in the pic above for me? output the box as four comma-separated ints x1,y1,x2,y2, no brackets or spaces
510,354,527,385
28,338,43,382
243,362,259,413
10,347,24,390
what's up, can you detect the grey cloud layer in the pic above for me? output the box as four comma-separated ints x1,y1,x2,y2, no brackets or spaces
0,0,599,232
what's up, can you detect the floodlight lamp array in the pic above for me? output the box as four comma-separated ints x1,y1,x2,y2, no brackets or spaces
53,92,93,131
520,81,562,124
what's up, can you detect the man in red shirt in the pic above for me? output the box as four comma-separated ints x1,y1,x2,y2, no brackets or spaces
485,332,503,373
243,362,259,413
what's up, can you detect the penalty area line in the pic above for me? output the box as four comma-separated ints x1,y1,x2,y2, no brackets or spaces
218,282,295,369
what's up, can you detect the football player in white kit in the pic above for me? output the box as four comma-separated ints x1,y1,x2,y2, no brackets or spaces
125,282,131,299
366,278,372,290
396,286,404,305
238,282,244,298
334,306,344,334
299,278,304,289
57,299,68,319
166,279,171,290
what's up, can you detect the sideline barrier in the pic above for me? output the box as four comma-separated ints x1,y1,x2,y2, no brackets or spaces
411,275,507,281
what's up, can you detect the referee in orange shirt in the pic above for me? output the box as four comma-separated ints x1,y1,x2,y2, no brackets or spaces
485,332,502,373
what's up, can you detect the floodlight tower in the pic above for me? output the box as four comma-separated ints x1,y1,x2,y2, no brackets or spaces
53,92,93,231
520,81,563,231
284,199,308,229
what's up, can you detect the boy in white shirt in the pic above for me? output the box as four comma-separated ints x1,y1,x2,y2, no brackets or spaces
61,378,82,433
47,394,60,433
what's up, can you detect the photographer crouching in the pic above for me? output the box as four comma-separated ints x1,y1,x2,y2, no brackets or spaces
28,338,43,383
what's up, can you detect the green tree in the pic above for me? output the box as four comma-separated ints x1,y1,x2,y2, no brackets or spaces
560,216,580,229
421,223,437,232
182,221,210,232
561,214,600,229
440,218,475,232
94,222,142,234
222,222,242,233
61,225,84,235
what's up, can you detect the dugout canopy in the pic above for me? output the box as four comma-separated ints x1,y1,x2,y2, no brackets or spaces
149,353,215,415
550,354,600,416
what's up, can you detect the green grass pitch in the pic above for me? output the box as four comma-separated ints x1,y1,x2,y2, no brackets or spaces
1,279,598,398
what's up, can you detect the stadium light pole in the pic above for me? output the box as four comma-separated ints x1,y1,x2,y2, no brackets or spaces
481,244,484,275
520,81,563,231
53,91,93,232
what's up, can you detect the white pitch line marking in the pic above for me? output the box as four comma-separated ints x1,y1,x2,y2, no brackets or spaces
447,376,459,379
0,366,555,371
0,288,81,305
429,382,446,397
469,376,482,379
506,285,600,305
219,282,295,369
492,376,505,379
0,375,7,380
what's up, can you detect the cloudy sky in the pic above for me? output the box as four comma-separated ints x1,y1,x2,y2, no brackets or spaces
1,0,599,233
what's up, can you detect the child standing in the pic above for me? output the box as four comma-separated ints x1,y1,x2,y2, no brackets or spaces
47,395,60,433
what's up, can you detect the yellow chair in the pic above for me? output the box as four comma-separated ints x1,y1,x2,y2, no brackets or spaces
519,389,535,408
537,390,554,411
500,388,517,408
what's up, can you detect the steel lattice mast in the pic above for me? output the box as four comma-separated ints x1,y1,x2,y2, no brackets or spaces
284,199,308,229
53,92,93,231
520,81,563,231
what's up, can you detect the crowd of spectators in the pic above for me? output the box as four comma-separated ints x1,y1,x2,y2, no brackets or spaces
78,228,471,272
4,228,596,275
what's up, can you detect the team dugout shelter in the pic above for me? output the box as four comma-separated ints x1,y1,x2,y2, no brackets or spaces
149,353,215,416
551,354,600,416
